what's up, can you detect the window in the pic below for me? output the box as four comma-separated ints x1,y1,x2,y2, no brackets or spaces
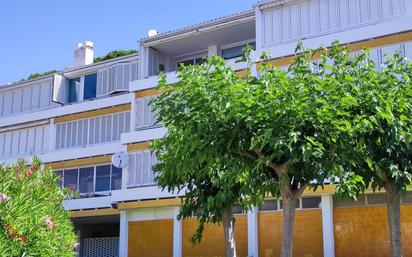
222,42,256,60
302,197,321,209
111,166,122,190
367,193,386,205
333,195,366,208
83,73,97,100
96,165,111,192
63,169,79,190
259,200,278,211
57,164,122,198
55,170,63,187
68,77,81,103
177,56,206,69
79,167,94,194
232,205,243,214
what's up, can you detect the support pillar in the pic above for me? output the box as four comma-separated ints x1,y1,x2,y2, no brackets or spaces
119,210,128,257
173,206,182,257
321,195,335,257
247,206,259,257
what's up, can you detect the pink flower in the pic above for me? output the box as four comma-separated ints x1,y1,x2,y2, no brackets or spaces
45,216,56,229
30,165,38,172
68,184,77,190
0,193,9,202
27,171,33,177
20,235,28,243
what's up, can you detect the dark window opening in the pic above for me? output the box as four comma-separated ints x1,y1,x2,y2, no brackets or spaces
84,73,97,100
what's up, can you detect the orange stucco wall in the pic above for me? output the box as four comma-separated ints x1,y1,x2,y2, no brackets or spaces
128,219,173,257
334,205,412,257
258,210,324,257
182,214,248,257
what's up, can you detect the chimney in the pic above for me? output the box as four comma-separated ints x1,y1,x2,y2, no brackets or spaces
73,41,94,67
148,29,159,37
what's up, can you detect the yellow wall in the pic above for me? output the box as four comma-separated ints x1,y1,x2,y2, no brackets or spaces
128,219,173,257
182,215,248,257
334,205,412,257
258,210,323,257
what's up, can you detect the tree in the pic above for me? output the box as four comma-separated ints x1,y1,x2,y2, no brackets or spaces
151,59,271,257
0,157,77,257
335,48,412,257
152,43,354,257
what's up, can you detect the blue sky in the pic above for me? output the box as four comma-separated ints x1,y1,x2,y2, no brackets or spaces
0,0,257,85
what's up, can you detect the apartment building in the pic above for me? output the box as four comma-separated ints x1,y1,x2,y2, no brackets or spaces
1,0,412,256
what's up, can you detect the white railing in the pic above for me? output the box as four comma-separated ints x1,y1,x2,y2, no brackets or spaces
55,111,130,150
127,150,157,188
0,124,50,159
0,80,59,118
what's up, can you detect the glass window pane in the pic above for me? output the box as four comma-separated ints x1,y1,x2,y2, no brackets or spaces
111,166,122,190
95,165,110,192
177,59,194,68
367,193,386,205
222,42,256,60
403,191,412,204
68,77,80,103
232,204,243,214
63,169,78,190
79,167,94,194
302,197,321,209
84,74,97,100
334,195,366,208
279,199,300,209
259,200,278,211
54,170,63,187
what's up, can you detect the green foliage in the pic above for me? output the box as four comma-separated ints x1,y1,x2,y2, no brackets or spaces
0,157,77,257
94,50,137,63
27,70,58,80
330,45,412,196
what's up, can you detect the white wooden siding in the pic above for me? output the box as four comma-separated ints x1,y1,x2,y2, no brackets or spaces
55,111,130,150
0,125,50,158
96,61,138,97
127,150,157,187
261,0,407,47
0,81,57,117
278,40,412,70
135,96,159,130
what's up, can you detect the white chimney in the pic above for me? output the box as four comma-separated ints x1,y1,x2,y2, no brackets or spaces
73,41,94,67
148,29,159,37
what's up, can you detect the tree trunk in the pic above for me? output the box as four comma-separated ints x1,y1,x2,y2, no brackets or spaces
222,204,237,257
386,182,403,257
280,188,299,257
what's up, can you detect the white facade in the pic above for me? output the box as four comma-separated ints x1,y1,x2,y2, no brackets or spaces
1,1,412,256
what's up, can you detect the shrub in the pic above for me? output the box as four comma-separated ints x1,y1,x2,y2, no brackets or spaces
0,157,77,257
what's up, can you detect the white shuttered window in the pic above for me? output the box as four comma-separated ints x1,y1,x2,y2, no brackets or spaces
0,81,58,117
135,96,159,130
261,0,407,47
0,125,50,158
55,111,130,150
96,61,138,97
128,150,157,187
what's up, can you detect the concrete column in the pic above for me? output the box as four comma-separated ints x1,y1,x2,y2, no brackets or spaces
121,144,129,190
321,195,335,257
173,206,183,257
129,93,136,132
254,6,263,54
48,119,56,152
119,210,129,257
208,45,220,57
247,206,259,257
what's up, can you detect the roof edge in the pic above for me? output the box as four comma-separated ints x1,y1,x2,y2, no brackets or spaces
141,10,255,44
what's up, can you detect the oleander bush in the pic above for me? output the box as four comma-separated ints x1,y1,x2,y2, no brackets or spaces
0,157,77,257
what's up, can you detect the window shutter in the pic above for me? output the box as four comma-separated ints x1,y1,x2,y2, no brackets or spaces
52,74,69,104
